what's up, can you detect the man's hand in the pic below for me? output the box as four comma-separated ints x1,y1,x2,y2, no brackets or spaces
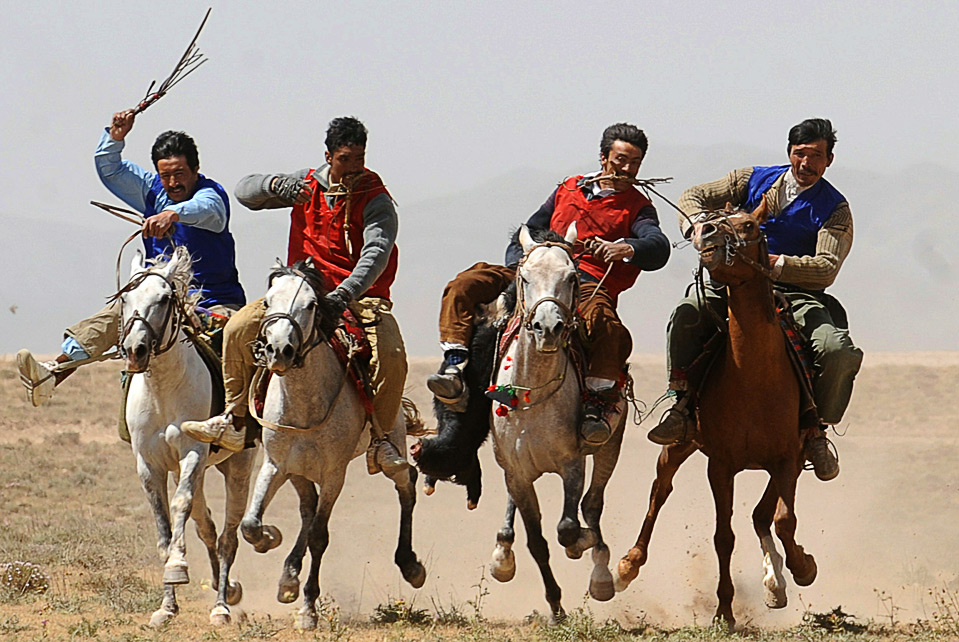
271,176,313,204
324,290,350,319
142,210,179,238
109,109,136,141
586,238,634,263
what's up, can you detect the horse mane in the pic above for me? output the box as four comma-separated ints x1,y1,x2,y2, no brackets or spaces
268,260,340,338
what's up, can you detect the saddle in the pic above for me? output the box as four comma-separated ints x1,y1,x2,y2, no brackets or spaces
117,308,228,443
681,291,819,431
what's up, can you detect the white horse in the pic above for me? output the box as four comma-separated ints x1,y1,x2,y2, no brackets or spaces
238,261,426,630
119,247,256,626
487,224,626,623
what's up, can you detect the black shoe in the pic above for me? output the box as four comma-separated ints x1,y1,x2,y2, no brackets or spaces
580,387,619,446
647,396,694,445
427,350,469,412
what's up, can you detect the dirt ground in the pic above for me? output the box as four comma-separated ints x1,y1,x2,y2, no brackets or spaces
1,352,958,638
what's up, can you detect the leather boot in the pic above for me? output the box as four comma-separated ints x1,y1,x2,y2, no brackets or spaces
804,428,839,481
426,349,470,412
647,394,694,445
181,413,246,452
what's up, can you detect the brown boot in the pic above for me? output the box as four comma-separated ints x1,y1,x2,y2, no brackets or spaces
647,394,694,445
804,428,839,481
181,412,246,452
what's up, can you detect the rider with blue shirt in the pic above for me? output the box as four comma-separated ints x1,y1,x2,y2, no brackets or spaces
17,108,245,407
646,118,862,482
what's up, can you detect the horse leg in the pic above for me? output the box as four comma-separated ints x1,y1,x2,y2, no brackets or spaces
509,477,565,624
137,457,178,626
277,475,318,604
753,477,787,609
615,441,698,591
581,427,624,602
298,475,346,631
707,459,736,629
187,479,220,598
164,449,206,585
241,458,287,553
386,463,426,588
558,459,592,559
489,494,517,582
771,460,817,587
209,448,256,625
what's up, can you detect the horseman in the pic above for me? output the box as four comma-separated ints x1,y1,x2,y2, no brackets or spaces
646,118,863,482
17,108,245,406
427,122,670,446
181,116,409,474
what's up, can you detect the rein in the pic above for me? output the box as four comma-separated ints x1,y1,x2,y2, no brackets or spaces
253,269,328,370
112,270,188,362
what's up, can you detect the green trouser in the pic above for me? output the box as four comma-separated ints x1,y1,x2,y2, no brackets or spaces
666,285,863,424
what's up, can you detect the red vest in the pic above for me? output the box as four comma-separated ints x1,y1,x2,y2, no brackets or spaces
287,169,398,300
549,176,652,300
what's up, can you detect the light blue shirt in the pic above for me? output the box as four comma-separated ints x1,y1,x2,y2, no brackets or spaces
94,129,227,232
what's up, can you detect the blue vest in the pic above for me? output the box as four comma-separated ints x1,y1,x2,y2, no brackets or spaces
144,175,246,307
744,165,846,258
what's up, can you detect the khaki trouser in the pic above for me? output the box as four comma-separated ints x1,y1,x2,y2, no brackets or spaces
66,300,237,358
438,262,632,381
223,296,408,432
666,285,863,424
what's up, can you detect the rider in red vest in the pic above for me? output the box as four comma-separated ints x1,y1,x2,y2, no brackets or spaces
182,117,409,475
429,123,670,445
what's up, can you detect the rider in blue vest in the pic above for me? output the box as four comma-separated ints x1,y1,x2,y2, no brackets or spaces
647,119,863,482
17,108,245,407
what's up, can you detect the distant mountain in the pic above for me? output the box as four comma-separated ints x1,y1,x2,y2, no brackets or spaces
4,146,955,358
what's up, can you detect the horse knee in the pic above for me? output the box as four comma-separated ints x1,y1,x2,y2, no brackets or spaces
557,517,579,548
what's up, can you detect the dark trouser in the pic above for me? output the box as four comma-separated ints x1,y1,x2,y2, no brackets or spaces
666,286,863,424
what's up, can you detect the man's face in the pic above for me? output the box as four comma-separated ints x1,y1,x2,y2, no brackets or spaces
156,155,199,203
325,144,366,182
788,139,833,188
601,140,645,191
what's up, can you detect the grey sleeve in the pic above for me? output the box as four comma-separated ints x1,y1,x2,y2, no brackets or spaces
234,168,311,210
335,193,398,300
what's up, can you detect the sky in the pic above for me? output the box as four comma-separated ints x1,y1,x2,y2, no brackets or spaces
2,1,957,355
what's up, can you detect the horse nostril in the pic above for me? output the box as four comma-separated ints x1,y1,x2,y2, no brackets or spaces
282,344,295,360
135,344,148,360
265,344,275,357
533,321,543,332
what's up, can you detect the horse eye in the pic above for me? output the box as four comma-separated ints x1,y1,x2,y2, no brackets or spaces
160,293,171,305
306,300,316,310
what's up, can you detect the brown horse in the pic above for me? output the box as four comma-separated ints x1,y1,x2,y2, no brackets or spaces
613,199,819,627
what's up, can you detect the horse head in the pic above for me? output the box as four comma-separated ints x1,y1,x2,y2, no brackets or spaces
692,197,771,285
259,259,332,375
119,246,193,372
516,223,580,353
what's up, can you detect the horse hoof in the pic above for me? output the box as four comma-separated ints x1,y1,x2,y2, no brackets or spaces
565,546,584,560
764,585,787,609
163,562,189,585
149,608,176,628
423,484,435,496
296,609,319,631
467,500,478,510
210,605,231,626
489,548,516,583
589,571,615,602
226,580,243,606
793,556,818,587
612,562,635,593
403,561,427,589
253,525,283,554
277,574,300,603
548,607,567,626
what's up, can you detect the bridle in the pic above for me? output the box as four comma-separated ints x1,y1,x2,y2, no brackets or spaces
515,241,580,338
114,271,185,362
695,210,773,280
253,269,328,369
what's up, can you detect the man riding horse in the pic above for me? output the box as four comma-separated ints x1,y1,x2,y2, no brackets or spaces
182,116,409,474
428,122,670,445
647,118,863,481
17,109,246,405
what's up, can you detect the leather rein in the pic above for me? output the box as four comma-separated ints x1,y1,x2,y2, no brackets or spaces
253,268,329,370
112,271,189,362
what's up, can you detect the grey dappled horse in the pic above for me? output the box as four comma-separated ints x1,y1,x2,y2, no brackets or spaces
239,262,425,630
120,247,256,626
487,224,626,623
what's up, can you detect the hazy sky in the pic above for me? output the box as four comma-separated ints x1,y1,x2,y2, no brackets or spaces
2,1,956,354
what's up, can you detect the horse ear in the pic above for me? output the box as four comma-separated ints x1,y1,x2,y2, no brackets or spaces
724,202,735,214
304,256,314,269
564,221,578,245
273,257,285,269
751,194,771,224
519,225,535,254
130,250,146,276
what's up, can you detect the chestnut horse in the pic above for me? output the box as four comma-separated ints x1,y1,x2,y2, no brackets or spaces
613,199,818,627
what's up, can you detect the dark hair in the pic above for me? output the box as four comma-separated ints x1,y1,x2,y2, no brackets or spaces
788,118,837,155
151,131,199,170
600,122,648,157
325,116,368,152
